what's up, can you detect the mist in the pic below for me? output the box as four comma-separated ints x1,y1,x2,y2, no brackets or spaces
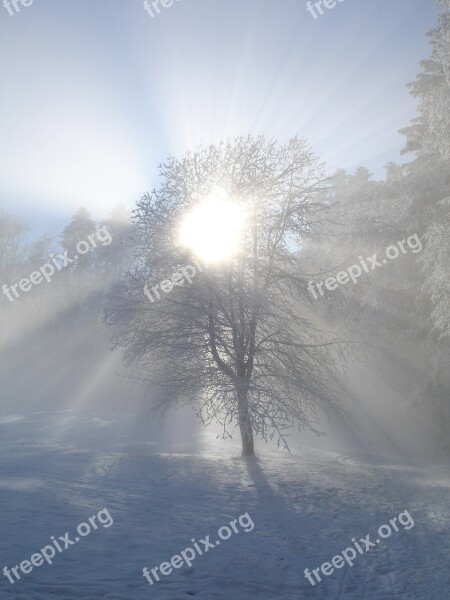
1,1,449,599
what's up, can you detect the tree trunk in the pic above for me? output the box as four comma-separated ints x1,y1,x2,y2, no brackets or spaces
237,387,254,456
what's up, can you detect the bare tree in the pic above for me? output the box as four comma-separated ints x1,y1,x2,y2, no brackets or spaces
105,136,348,456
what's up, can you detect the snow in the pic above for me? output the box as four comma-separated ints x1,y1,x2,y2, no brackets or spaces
0,409,449,599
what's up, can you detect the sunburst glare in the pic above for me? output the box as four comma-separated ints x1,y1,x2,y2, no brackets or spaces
178,189,247,264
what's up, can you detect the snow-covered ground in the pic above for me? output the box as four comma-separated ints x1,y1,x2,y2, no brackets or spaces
0,409,449,599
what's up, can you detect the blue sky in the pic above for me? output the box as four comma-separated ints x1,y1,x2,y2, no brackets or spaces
0,0,437,235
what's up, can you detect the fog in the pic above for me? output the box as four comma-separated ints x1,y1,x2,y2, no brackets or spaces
1,1,449,599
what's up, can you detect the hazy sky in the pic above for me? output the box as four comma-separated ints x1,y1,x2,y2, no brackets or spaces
0,0,437,233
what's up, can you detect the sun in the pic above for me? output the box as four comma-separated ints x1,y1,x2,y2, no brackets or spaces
178,189,247,264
